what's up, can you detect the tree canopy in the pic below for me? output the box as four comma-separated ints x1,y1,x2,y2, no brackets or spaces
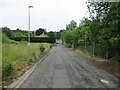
66,20,77,30
61,2,120,64
36,28,46,35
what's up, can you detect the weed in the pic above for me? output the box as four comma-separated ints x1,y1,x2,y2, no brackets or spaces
2,60,14,80
39,44,45,53
2,42,51,85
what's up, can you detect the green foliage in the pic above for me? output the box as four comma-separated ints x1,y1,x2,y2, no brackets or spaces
2,42,51,82
55,32,61,39
49,43,56,48
50,44,53,48
61,28,80,47
61,2,120,64
2,33,17,44
66,20,77,30
2,60,14,80
47,31,55,38
2,27,12,37
9,37,27,41
11,29,28,37
36,28,46,35
9,37,56,43
1,27,29,38
47,31,61,39
39,44,45,53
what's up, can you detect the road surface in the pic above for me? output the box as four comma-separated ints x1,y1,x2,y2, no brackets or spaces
19,44,119,88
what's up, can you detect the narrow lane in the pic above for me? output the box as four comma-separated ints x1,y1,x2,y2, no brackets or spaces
19,44,118,88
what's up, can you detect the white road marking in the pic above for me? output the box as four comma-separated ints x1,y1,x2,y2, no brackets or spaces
15,65,37,88
100,79,110,85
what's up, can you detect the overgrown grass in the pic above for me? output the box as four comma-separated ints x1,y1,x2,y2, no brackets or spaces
2,42,52,84
2,33,17,44
63,44,104,62
74,47,104,62
64,44,120,67
2,42,34,80
2,34,53,85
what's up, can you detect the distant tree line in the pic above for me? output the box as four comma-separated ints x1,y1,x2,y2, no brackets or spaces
34,28,62,39
61,2,120,64
2,27,29,37
1,27,62,40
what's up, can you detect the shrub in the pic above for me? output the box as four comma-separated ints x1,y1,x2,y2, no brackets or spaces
39,44,45,53
9,37,56,43
2,60,14,80
9,37,27,41
50,45,53,48
50,44,55,48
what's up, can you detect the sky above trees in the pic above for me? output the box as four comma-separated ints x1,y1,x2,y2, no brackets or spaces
0,0,88,31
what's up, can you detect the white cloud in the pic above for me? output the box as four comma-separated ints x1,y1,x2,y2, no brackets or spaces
0,0,89,31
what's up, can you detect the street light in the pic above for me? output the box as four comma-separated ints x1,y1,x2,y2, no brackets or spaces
28,6,33,46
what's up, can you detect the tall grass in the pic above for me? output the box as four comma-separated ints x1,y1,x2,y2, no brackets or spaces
2,42,34,79
2,33,17,44
2,34,52,85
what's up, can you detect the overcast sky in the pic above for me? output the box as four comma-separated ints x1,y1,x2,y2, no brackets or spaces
0,0,89,32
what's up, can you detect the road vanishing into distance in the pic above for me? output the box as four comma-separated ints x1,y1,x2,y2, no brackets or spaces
19,43,118,88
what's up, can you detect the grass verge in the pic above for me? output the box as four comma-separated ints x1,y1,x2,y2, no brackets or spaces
64,44,120,77
2,41,53,86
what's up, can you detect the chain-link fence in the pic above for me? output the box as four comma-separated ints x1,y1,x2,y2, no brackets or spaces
76,42,110,60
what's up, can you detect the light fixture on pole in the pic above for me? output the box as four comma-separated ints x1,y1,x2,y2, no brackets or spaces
28,6,33,46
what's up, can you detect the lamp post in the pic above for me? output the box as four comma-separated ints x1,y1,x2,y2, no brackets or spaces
28,6,33,46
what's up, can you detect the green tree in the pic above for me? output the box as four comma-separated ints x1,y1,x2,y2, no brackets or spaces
2,27,12,37
47,31,55,38
36,28,46,35
66,20,77,30
61,2,120,64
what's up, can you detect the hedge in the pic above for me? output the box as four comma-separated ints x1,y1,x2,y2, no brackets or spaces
9,37,56,43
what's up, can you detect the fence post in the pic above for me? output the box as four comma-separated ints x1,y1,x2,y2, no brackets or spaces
92,41,95,57
106,42,108,60
85,42,87,51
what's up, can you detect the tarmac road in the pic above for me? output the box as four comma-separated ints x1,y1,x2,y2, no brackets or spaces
19,44,119,88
